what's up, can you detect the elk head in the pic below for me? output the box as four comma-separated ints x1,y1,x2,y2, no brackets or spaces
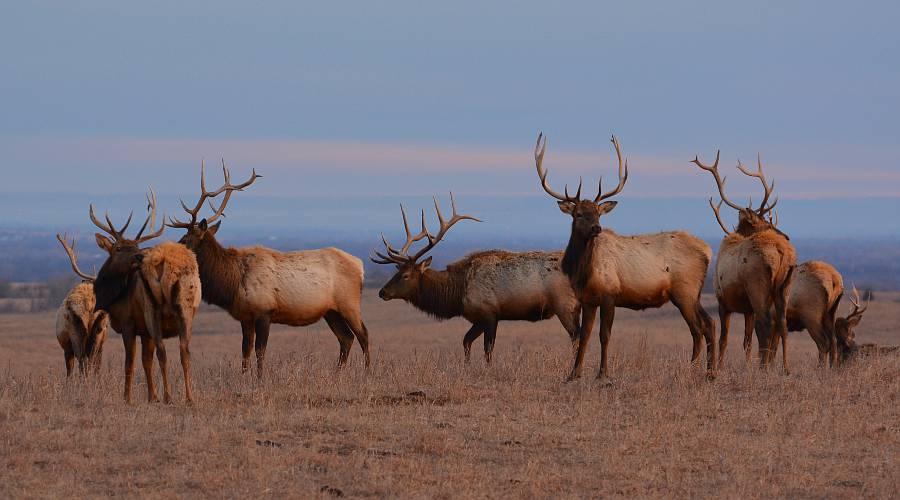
166,159,261,250
692,151,786,239
534,133,629,242
371,193,479,301
834,286,869,363
90,187,165,309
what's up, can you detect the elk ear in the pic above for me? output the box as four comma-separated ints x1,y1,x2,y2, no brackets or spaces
597,201,618,216
418,256,433,271
198,219,208,231
95,234,114,253
208,221,222,236
557,201,575,215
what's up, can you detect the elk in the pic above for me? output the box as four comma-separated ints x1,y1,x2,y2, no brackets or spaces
55,234,109,376
167,162,369,376
91,189,202,403
535,133,716,380
692,151,796,372
726,260,844,368
371,194,581,363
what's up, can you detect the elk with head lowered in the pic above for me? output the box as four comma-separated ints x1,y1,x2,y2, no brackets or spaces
55,233,109,377
168,163,369,376
692,151,796,372
372,194,581,363
90,189,201,403
535,133,716,380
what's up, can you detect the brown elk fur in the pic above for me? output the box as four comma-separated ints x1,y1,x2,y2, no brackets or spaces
378,250,580,363
724,260,843,368
56,282,109,376
95,239,201,403
180,221,369,374
535,134,716,380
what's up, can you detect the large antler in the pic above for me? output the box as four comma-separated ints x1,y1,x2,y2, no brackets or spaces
134,186,165,243
594,135,629,203
848,285,870,318
371,193,480,265
167,159,261,229
89,205,133,242
534,132,582,203
88,186,163,243
737,153,778,215
692,150,744,211
56,233,96,281
708,198,734,235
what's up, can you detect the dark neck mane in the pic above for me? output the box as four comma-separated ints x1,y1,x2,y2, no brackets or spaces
195,236,242,310
406,268,466,320
561,229,596,291
94,262,135,311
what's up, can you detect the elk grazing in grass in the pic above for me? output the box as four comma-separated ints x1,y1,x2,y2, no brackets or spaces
371,194,581,363
727,261,845,368
535,133,716,380
833,286,870,362
55,234,109,376
91,189,202,403
167,163,369,375
692,151,796,372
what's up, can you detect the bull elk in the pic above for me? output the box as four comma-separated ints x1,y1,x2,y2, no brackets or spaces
833,286,869,362
371,194,580,363
55,234,109,376
91,189,202,403
725,260,845,368
167,162,370,375
692,151,796,372
535,133,716,380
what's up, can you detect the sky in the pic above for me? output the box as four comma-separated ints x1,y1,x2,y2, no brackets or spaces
1,1,899,239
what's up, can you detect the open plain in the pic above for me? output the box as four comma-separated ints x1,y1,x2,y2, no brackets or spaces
1,291,898,498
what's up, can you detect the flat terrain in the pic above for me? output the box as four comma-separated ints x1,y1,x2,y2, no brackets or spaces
1,291,898,498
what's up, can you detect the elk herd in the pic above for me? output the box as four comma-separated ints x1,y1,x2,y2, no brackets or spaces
53,133,874,403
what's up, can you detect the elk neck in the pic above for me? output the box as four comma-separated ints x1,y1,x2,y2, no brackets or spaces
93,260,136,311
193,234,242,310
561,229,597,291
407,267,465,320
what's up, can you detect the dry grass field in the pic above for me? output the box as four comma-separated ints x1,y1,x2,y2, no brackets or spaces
1,291,898,498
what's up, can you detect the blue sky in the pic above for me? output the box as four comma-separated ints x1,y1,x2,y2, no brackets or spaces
1,1,899,237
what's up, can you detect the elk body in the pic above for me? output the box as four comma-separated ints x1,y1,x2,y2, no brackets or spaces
373,197,580,362
535,134,716,380
54,234,109,376
90,190,202,403
168,164,369,375
728,261,844,367
692,151,796,372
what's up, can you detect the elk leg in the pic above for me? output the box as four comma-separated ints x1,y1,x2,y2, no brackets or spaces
753,310,774,370
64,350,75,378
673,297,716,373
154,337,172,404
122,333,137,404
324,311,354,369
743,313,755,364
567,306,598,382
178,314,194,404
483,321,498,364
556,307,581,353
807,324,830,368
254,316,272,378
597,301,616,379
92,345,104,375
717,308,731,370
462,324,484,363
240,320,255,374
773,289,790,375
140,336,159,403
339,309,371,368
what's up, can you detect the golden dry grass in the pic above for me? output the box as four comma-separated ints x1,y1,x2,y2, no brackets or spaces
1,291,898,498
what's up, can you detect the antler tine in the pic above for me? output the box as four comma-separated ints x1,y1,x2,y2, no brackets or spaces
534,132,575,202
409,192,481,263
691,150,743,210
170,159,261,228
849,285,870,316
135,186,165,244
708,198,734,235
134,186,157,239
88,204,116,236
595,135,629,203
56,233,96,281
736,153,776,214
